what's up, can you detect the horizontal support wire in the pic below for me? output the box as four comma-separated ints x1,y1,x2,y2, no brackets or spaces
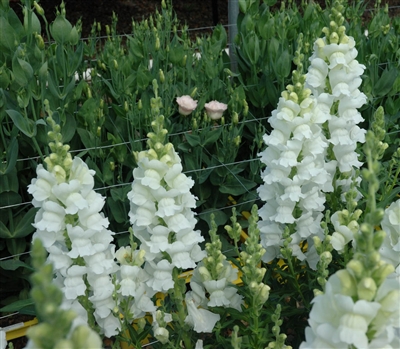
0,155,261,210
5,116,268,166
0,196,258,262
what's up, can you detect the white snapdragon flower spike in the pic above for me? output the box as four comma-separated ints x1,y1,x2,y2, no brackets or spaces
300,270,400,348
258,51,335,267
305,19,366,180
128,114,205,293
28,117,120,337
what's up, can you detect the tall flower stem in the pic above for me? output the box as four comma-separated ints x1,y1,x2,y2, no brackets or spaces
172,268,192,349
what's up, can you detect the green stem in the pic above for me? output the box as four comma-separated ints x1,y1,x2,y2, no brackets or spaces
32,136,45,163
172,269,192,349
286,255,309,310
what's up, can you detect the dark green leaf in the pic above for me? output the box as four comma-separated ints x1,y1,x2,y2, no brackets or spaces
0,17,17,52
373,68,398,97
12,207,37,238
107,197,126,224
220,175,257,196
0,137,18,175
50,15,73,44
0,191,21,207
202,127,222,147
0,259,34,271
6,109,36,137
0,298,35,313
136,64,152,90
185,133,200,147
200,209,228,228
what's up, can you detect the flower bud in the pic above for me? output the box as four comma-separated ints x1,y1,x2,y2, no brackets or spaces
234,136,241,147
35,33,45,50
373,229,386,249
232,112,239,125
320,251,332,264
336,269,357,297
330,32,339,44
155,36,160,51
190,87,197,98
371,263,395,285
159,69,165,83
346,259,364,279
243,99,248,116
357,277,377,301
198,266,212,281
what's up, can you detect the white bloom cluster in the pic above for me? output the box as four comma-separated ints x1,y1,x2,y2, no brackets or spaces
300,271,400,348
151,310,173,344
188,261,243,311
114,246,157,319
257,83,335,267
330,209,361,253
380,199,400,273
127,131,206,293
306,35,367,176
29,157,120,337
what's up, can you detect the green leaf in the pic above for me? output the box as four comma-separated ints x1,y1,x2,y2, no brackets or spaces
219,175,257,196
202,127,222,147
6,238,27,255
373,68,398,97
275,49,291,79
50,15,73,44
0,16,17,52
0,298,35,313
0,220,11,239
0,137,18,175
0,259,34,271
243,32,260,65
0,167,18,193
12,56,33,87
185,133,200,147
110,187,130,202
200,209,228,228
13,207,37,238
100,76,120,99
0,191,21,207
136,64,152,91
6,109,36,137
107,197,126,224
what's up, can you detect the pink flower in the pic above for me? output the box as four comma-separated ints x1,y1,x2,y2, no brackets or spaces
176,95,197,116
204,100,228,120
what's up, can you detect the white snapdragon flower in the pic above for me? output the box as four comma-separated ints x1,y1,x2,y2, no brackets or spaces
184,294,220,333
380,200,400,269
152,311,173,344
190,261,243,312
63,265,87,300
